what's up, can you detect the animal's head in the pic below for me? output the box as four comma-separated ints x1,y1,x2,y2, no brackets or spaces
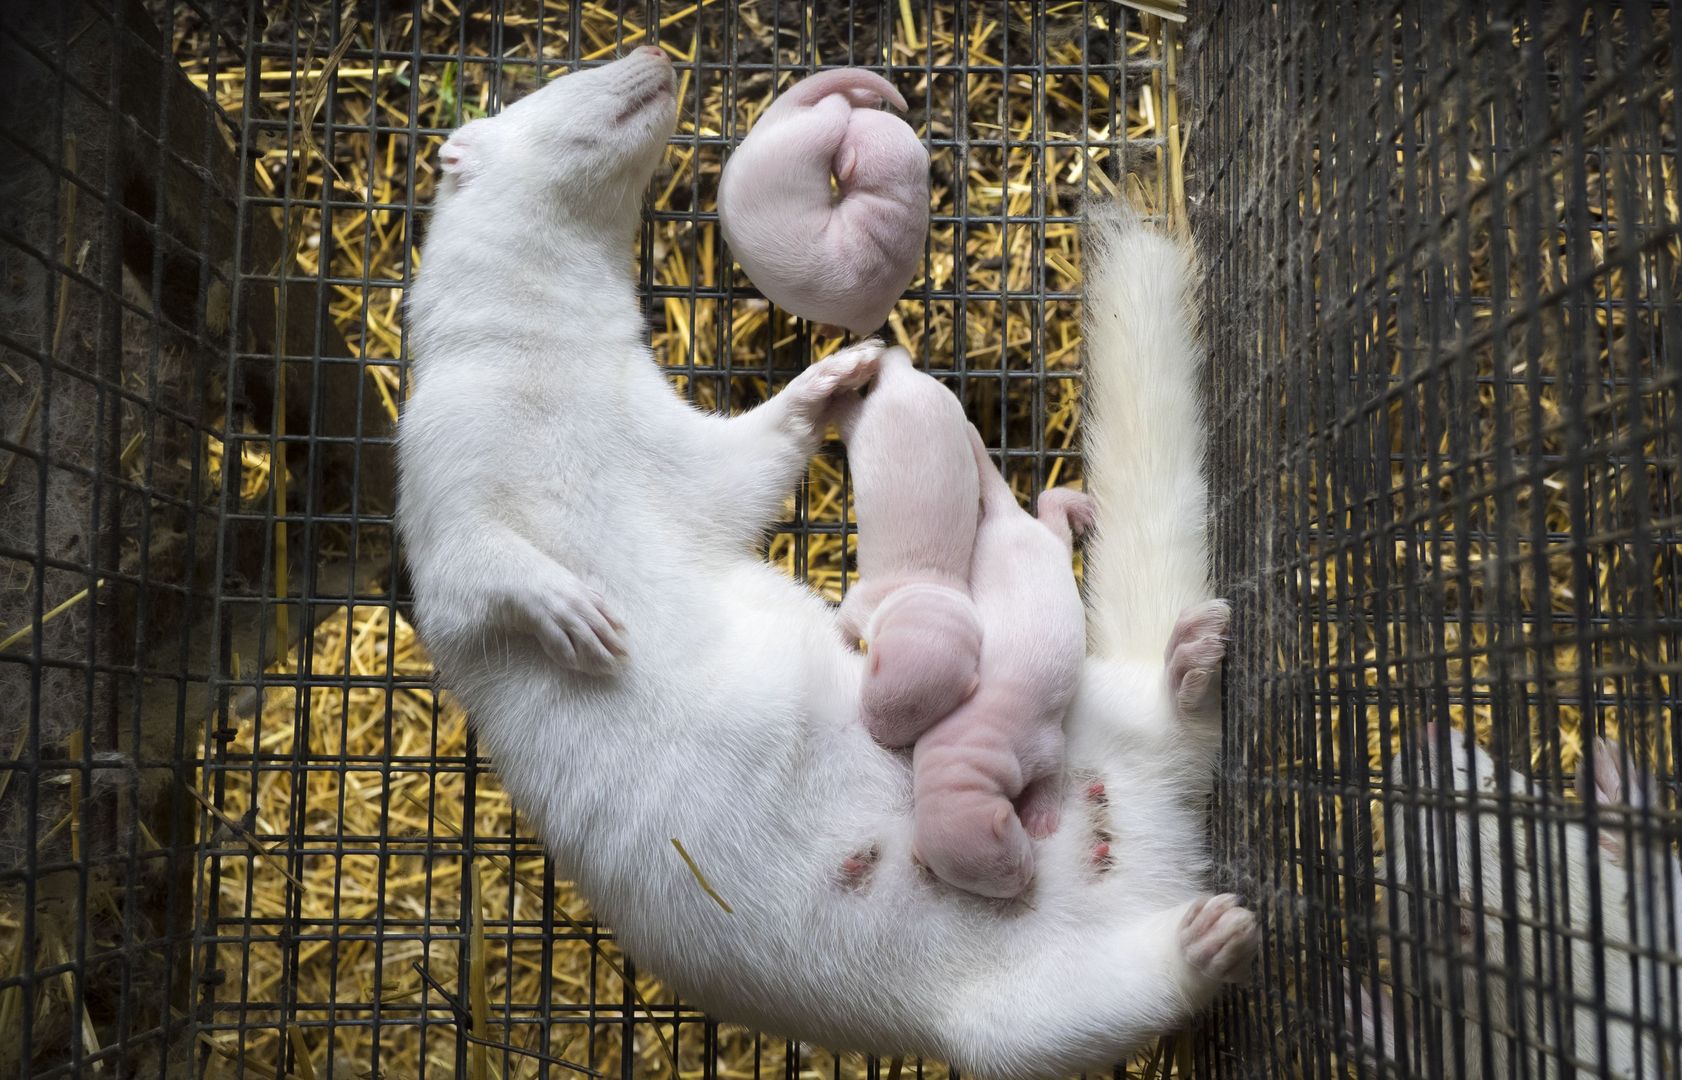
861,584,982,742
914,797,1034,901
1382,724,1530,969
435,48,675,227
1384,726,1656,915
1353,728,1676,1073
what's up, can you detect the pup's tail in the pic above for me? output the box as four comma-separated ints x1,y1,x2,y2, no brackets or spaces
1079,201,1210,665
967,423,1022,515
764,68,908,119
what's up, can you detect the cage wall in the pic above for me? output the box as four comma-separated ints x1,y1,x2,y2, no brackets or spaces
5,1,1184,1077
1194,1,1682,1077
0,1,254,1074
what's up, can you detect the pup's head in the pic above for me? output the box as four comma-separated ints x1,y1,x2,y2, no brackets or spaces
435,48,675,225
914,796,1034,900
860,584,981,748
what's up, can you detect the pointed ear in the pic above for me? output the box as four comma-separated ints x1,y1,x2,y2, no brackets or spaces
1579,736,1631,864
1577,736,1625,803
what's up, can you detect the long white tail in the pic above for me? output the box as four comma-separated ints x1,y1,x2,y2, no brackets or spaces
1079,201,1210,665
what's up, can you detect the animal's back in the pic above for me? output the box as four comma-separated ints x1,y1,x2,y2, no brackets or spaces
846,349,978,579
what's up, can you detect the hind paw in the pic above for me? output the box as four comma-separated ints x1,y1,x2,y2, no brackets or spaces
1015,777,1063,840
1178,893,1258,984
1166,599,1230,720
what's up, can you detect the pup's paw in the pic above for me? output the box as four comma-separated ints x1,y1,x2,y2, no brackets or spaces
1166,599,1230,720
1341,967,1398,1062
1035,487,1098,539
1178,893,1258,984
512,565,627,675
1015,778,1062,840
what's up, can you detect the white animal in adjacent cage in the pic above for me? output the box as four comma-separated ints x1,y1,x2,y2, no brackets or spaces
1345,725,1682,1079
397,47,1257,1078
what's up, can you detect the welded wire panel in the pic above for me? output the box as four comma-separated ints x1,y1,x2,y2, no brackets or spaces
0,1,245,1075
174,3,1157,1078
1195,1,1682,1076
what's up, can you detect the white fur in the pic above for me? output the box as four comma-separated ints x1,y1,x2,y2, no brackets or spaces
1078,207,1210,669
1348,729,1680,1078
398,50,1251,1078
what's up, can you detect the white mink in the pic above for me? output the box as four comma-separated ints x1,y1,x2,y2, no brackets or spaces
398,48,1256,1079
1345,725,1681,1078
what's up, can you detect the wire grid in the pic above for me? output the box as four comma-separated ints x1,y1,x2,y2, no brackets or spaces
0,1,249,1075
1195,1,1682,1077
159,3,1162,1079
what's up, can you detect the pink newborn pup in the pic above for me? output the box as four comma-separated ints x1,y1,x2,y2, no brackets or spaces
836,346,983,749
718,69,930,335
911,426,1095,899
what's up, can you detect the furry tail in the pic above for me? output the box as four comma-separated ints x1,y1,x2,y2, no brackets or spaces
767,68,908,116
1079,201,1209,665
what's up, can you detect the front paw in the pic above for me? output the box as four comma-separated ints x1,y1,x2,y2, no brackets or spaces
1178,893,1259,984
785,338,885,430
513,566,628,675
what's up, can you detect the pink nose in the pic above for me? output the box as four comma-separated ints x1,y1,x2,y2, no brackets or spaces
639,46,667,59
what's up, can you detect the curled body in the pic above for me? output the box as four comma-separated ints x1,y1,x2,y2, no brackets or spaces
718,69,929,335
397,49,1257,1078
909,429,1094,898
836,346,983,748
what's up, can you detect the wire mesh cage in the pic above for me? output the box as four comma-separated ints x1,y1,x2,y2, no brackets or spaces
2,1,1178,1076
1196,1,1682,1077
4,0,1680,1078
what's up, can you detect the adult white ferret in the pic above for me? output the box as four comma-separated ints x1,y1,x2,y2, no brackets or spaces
398,47,1257,1078
1345,725,1680,1078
